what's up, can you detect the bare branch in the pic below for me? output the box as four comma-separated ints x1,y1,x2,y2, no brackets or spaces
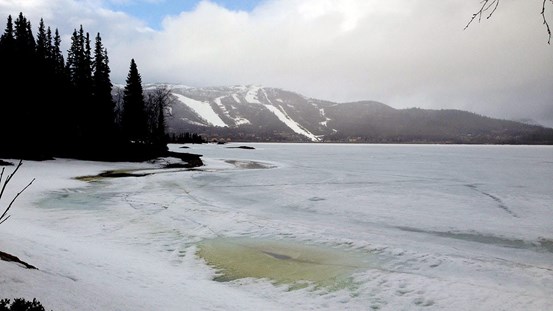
0,160,34,224
0,178,35,223
0,160,23,201
466,0,552,44
542,0,552,44
0,167,5,190
485,0,501,19
465,0,500,30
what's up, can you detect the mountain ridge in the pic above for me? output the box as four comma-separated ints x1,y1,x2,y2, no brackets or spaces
131,84,553,144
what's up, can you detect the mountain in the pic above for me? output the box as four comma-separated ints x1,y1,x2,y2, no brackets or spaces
143,84,553,144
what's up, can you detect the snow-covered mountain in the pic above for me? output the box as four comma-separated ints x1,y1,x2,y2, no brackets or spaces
163,85,331,142
147,84,553,144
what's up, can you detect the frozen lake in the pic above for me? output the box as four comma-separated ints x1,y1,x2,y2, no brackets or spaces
1,143,552,310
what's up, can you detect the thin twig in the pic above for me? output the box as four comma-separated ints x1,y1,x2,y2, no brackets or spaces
0,178,35,224
466,0,552,44
0,215,10,225
485,0,500,20
465,0,500,30
542,0,552,44
0,160,34,224
0,160,22,201
0,167,5,192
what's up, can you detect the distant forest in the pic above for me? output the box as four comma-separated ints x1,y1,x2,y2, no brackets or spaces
0,13,177,161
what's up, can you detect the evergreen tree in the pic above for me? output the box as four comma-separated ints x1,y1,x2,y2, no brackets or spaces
67,26,92,94
49,27,75,156
83,31,92,94
34,18,57,153
0,15,16,150
92,33,115,139
35,18,49,61
66,25,95,144
14,13,34,54
122,59,148,143
52,29,65,75
46,26,53,61
12,13,41,157
0,15,15,52
0,15,16,80
66,28,81,82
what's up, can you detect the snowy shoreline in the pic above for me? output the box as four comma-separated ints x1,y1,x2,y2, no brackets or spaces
0,157,294,310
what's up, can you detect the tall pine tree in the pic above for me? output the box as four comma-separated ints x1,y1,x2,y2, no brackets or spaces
121,59,148,143
92,33,115,141
0,15,16,151
35,19,49,61
67,26,92,94
66,25,95,145
12,13,45,157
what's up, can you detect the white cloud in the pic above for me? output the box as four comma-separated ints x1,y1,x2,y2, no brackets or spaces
0,0,551,126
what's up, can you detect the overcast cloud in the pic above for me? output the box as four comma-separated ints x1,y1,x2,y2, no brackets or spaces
0,0,552,126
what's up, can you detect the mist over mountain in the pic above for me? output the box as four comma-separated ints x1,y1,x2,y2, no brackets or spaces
134,84,553,144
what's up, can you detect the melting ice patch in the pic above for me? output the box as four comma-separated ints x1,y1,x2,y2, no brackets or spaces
197,237,371,290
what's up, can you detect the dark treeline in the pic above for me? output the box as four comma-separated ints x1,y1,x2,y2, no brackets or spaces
0,13,169,161
167,132,206,144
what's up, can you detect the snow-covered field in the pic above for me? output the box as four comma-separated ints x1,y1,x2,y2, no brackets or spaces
1,143,552,310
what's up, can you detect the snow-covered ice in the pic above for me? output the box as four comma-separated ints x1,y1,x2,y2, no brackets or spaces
1,144,552,310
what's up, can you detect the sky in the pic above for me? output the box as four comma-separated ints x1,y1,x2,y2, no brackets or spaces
0,0,552,126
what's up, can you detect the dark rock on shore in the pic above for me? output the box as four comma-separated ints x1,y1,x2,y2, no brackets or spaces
165,151,204,168
227,146,255,150
0,250,37,270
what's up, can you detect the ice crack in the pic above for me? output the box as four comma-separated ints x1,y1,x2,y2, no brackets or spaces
465,184,519,218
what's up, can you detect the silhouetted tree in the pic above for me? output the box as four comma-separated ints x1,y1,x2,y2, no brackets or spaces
92,33,115,142
0,297,46,311
67,26,95,143
50,27,75,156
0,13,166,160
121,59,148,143
168,132,206,144
35,19,49,61
13,13,34,54
0,15,15,47
67,26,93,94
145,85,171,146
51,29,65,76
0,15,17,150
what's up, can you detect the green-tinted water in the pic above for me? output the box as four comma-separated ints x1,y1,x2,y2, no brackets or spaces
197,237,371,290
